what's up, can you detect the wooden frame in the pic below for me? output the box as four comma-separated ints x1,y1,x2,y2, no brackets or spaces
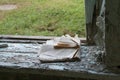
0,0,120,79
105,0,120,71
85,0,103,45
85,0,120,72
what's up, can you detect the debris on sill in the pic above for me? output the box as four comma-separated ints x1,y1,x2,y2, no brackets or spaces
38,34,81,63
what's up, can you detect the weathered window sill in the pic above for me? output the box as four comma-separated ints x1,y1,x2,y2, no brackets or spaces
0,35,119,80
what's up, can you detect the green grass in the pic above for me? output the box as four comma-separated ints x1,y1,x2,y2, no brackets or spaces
0,0,85,37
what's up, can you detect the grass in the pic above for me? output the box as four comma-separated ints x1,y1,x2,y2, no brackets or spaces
0,0,85,37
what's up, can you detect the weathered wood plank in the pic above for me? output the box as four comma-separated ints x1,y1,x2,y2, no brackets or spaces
0,43,41,52
94,0,105,47
0,35,54,40
0,35,86,43
85,0,96,24
0,37,119,79
0,45,119,80
105,0,120,72
0,39,46,44
85,0,98,45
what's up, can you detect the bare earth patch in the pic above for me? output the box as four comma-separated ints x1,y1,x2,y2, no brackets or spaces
0,4,17,10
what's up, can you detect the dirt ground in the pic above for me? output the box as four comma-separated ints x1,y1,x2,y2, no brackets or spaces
0,4,17,10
